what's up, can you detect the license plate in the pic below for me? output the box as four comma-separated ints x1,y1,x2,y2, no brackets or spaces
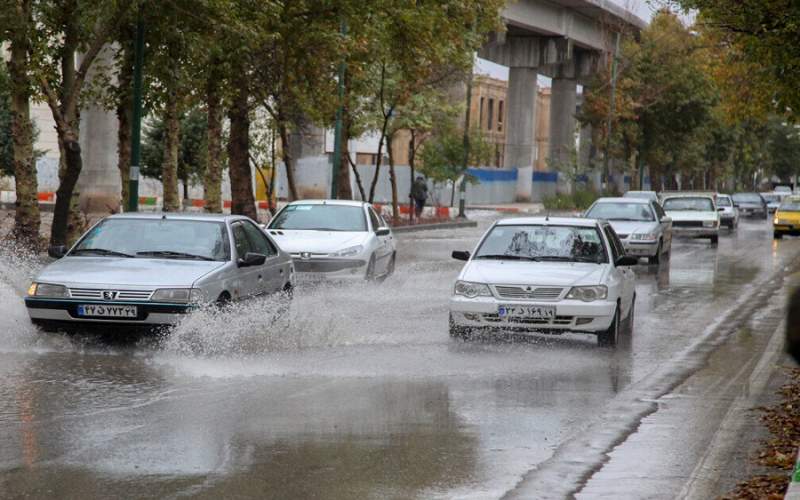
77,304,138,318
497,305,556,319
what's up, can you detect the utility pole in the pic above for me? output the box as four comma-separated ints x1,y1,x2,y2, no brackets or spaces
603,31,621,191
127,7,145,213
330,20,347,199
459,66,474,218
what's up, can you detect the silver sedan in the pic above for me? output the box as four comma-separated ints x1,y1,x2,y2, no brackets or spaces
584,197,673,264
25,213,294,329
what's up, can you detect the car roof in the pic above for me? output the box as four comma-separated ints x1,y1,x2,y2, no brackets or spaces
107,212,243,222
625,190,656,194
594,197,650,204
717,193,731,197
286,199,368,207
496,216,599,228
662,192,714,199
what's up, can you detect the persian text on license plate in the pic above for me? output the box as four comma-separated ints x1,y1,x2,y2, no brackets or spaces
497,305,556,319
77,304,138,318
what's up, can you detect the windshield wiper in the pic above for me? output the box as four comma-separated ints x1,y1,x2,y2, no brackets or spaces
70,248,134,258
537,255,601,263
136,250,215,261
474,254,541,261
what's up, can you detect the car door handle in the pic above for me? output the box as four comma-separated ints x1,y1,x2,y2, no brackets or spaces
258,274,263,280
279,268,283,274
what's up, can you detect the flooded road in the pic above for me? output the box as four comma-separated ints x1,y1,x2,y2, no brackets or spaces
1,216,798,499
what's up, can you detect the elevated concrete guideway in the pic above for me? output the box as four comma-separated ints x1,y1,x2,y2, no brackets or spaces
480,0,647,201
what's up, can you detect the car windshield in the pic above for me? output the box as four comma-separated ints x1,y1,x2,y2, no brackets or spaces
717,196,732,207
762,194,781,203
72,218,231,261
474,225,608,263
623,192,655,200
732,193,763,203
585,202,654,221
269,204,367,231
780,199,800,211
662,197,714,211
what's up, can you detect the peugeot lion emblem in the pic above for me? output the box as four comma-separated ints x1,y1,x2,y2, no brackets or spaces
300,252,311,260
102,290,119,301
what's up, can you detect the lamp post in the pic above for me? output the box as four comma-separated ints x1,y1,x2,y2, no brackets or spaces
127,7,145,212
330,20,347,199
459,65,474,219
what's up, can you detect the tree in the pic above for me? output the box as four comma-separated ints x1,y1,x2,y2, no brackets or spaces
0,0,41,246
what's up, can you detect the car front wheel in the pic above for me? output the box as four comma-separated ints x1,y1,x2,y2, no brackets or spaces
597,306,620,347
648,241,662,265
449,314,470,340
775,231,784,239
710,235,719,245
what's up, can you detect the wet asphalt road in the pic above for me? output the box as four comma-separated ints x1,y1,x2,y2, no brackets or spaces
0,214,798,499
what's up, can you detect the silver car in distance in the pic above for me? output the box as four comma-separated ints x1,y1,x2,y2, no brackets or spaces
25,213,293,329
266,200,396,281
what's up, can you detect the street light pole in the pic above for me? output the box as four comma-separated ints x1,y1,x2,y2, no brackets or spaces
603,31,621,191
459,65,474,219
331,20,347,199
127,7,145,213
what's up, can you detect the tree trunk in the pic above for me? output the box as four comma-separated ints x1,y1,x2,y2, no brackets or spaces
336,114,352,199
408,130,416,223
227,80,257,219
387,131,399,223
116,95,132,210
203,70,223,212
348,155,366,200
279,124,299,201
161,89,180,212
8,37,41,247
51,131,83,247
367,125,387,203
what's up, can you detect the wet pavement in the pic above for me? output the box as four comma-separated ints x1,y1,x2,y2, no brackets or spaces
0,215,798,499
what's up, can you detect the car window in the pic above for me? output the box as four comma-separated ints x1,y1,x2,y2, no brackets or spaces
474,224,608,263
585,202,654,221
780,198,800,211
72,218,230,261
268,204,367,231
716,196,732,207
732,193,764,203
603,226,624,261
232,222,253,258
242,220,276,257
652,202,667,219
662,197,714,211
367,207,382,231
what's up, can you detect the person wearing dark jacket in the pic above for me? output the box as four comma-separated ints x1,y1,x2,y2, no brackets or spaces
411,176,428,218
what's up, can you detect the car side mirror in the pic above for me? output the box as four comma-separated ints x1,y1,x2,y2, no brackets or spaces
717,207,725,212
452,250,470,261
238,252,266,267
733,203,740,208
615,255,638,267
48,245,67,259
660,216,671,223
376,227,391,236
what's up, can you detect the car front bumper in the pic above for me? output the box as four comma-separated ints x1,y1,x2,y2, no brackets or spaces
449,295,616,333
291,257,369,280
622,239,659,257
774,223,800,234
672,226,719,238
739,207,767,217
25,298,192,326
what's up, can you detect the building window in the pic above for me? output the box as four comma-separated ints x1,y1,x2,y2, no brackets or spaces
498,100,504,132
479,97,485,129
487,98,494,131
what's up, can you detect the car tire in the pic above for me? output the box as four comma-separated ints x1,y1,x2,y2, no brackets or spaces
598,305,620,347
32,319,60,333
626,297,635,336
449,314,469,340
365,254,376,281
775,231,784,240
710,235,719,245
648,241,661,265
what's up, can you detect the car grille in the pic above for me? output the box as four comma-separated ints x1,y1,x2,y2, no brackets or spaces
493,285,564,300
672,220,703,228
482,314,574,326
68,288,154,300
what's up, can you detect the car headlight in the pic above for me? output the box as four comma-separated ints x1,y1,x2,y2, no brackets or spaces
330,245,364,258
453,280,492,298
702,220,716,228
29,283,69,298
151,288,194,303
566,285,608,302
630,233,658,241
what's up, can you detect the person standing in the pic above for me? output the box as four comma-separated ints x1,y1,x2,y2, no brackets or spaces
411,176,428,219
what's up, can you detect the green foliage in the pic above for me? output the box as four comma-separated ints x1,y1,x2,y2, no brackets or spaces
419,127,494,184
141,108,207,184
542,191,602,211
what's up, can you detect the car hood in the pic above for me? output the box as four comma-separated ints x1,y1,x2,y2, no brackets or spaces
664,210,718,221
734,201,763,209
461,260,606,287
35,257,226,288
777,211,800,222
268,230,369,254
607,220,659,237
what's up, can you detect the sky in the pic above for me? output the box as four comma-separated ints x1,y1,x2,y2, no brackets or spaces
475,0,659,85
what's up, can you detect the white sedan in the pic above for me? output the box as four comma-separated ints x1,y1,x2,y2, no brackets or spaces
266,200,396,281
449,217,637,347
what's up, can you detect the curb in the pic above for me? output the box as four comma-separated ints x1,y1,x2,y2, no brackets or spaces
390,220,478,233
467,205,543,214
786,451,800,499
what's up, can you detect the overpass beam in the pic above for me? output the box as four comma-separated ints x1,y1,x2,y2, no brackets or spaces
503,67,539,202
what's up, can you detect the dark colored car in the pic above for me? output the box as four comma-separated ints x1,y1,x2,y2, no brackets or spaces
731,192,768,219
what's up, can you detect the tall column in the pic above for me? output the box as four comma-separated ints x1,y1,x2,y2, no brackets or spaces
77,46,120,212
548,77,578,168
504,67,538,202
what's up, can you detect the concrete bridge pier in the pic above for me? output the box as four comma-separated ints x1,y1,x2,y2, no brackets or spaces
504,67,539,202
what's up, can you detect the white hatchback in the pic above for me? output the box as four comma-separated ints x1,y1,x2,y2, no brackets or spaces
449,217,637,347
